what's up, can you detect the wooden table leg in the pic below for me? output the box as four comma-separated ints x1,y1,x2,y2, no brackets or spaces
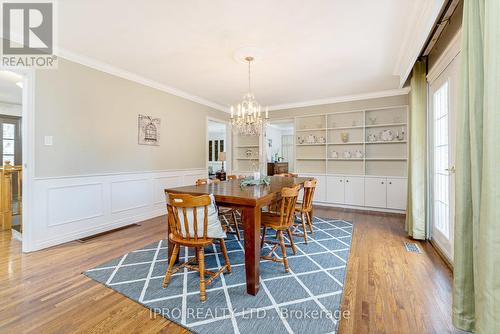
242,206,260,295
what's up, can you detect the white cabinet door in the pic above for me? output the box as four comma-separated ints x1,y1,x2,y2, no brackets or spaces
344,176,364,206
302,175,326,202
327,176,345,204
387,178,407,210
365,177,387,208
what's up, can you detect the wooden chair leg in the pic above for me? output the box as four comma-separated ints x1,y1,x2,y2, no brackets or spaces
278,231,289,273
261,225,267,248
219,239,232,273
198,247,206,302
307,211,314,234
299,211,309,244
163,244,179,288
231,210,241,240
286,228,298,255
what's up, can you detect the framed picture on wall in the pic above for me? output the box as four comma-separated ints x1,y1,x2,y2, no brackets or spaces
138,115,160,146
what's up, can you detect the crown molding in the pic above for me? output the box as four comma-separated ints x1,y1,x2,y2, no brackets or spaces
56,48,228,112
267,88,410,111
393,0,446,88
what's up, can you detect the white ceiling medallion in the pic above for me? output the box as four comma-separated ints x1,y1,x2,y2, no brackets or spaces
233,46,264,64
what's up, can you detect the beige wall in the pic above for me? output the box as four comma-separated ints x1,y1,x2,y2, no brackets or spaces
268,94,409,119
35,58,228,177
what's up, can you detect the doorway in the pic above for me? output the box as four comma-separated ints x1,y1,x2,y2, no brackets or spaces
0,70,24,240
207,119,230,179
265,119,295,174
428,52,459,262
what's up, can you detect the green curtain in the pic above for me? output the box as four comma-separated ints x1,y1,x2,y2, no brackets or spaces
405,58,427,240
453,0,500,332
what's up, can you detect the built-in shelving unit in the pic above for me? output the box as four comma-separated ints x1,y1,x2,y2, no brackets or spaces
293,105,409,213
232,132,260,173
294,106,408,176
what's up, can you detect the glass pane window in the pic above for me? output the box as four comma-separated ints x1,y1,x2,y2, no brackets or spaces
3,139,14,155
433,81,450,240
3,155,14,165
3,123,15,139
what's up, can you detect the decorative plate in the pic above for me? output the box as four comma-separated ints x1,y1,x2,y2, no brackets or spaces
380,129,394,141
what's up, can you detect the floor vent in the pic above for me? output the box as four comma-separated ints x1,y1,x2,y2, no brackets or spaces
404,242,422,253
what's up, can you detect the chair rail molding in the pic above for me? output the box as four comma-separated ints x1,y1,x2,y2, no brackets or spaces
26,168,207,252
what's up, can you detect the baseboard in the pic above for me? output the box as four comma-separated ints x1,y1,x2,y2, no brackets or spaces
313,202,406,215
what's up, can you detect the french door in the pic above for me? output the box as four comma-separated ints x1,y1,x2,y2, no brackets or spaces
428,54,459,262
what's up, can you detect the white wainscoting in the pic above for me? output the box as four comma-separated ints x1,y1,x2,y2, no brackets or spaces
26,168,207,252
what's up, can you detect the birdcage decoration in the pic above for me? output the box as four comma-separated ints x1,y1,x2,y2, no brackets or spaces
144,122,157,142
138,114,161,146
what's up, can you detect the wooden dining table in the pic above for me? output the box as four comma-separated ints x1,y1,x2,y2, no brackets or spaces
165,175,312,295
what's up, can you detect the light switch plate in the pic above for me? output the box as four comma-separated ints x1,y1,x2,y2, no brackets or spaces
44,136,53,146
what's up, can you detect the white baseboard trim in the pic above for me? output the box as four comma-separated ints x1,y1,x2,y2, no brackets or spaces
313,201,406,214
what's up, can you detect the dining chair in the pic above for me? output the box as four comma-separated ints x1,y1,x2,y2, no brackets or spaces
163,192,231,302
260,184,300,272
196,177,241,240
293,179,317,243
275,173,298,177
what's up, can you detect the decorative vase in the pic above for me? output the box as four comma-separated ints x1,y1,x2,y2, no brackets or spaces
341,132,349,143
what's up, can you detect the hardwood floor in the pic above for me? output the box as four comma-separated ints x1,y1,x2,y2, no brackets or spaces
0,207,457,333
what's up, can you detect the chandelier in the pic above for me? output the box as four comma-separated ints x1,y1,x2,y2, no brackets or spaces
230,56,269,136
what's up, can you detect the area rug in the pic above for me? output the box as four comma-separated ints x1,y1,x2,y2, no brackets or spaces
84,216,353,334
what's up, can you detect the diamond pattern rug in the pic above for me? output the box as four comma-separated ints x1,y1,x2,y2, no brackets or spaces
84,216,352,334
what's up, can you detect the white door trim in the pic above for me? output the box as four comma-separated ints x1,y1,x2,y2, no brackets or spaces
206,116,231,174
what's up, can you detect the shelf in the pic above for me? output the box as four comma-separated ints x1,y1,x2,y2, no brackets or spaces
296,143,326,146
327,158,363,161
327,125,364,130
296,128,327,132
327,142,364,145
365,158,407,161
235,158,256,160
365,122,407,128
365,141,407,144
235,145,259,148
296,158,326,160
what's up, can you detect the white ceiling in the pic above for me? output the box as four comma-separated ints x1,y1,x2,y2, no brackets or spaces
56,0,421,109
0,71,22,104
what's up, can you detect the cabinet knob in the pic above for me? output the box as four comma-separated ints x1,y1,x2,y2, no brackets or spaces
340,180,342,182
346,180,349,183
389,182,392,184
381,181,384,184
